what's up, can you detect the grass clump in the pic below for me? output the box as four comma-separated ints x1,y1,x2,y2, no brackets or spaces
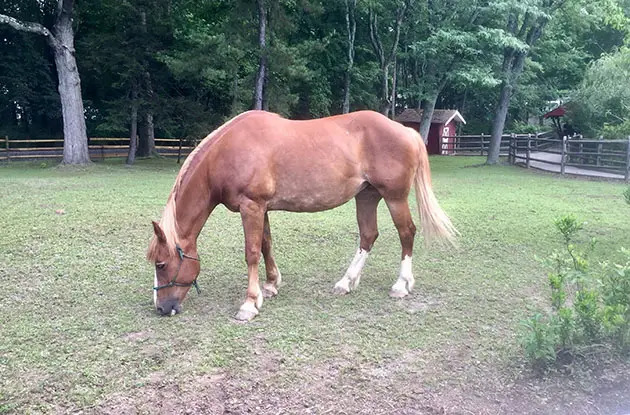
522,215,630,371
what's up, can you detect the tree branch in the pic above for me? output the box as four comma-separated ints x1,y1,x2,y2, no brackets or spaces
369,8,384,66
0,14,54,38
385,0,410,65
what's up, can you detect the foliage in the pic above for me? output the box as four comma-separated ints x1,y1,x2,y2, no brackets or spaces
624,186,630,205
570,47,630,138
1,0,629,144
521,215,630,371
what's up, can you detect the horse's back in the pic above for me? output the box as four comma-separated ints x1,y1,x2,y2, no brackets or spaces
211,110,423,211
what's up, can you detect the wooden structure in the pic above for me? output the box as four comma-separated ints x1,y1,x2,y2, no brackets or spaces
395,109,466,155
0,137,195,163
543,106,566,138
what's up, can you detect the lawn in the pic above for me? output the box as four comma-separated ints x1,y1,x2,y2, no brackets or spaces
1,157,629,414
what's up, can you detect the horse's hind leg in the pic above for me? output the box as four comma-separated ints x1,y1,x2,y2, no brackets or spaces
333,186,381,295
261,212,282,298
385,198,416,298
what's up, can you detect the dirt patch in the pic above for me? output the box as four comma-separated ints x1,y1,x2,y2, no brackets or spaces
80,337,630,415
79,372,226,415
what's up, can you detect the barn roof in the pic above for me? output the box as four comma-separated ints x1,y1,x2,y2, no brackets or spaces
395,108,466,125
543,106,565,119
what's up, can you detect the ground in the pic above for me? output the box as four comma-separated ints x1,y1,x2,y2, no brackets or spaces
0,157,629,414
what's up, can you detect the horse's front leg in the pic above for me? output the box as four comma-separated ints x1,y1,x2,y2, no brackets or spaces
261,212,282,298
235,200,265,322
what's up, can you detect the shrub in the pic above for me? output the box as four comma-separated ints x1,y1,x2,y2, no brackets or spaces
521,215,630,371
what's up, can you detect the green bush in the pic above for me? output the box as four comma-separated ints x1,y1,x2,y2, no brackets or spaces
521,215,630,371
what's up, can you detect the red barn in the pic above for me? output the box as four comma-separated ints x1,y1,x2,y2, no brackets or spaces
395,109,466,155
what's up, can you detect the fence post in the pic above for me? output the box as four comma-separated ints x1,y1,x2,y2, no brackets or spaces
625,136,630,182
4,135,8,162
597,136,603,167
177,138,183,164
561,136,567,176
535,132,539,151
508,133,515,164
480,133,485,156
526,134,531,169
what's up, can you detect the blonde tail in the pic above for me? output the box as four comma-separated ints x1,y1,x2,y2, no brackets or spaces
413,133,458,247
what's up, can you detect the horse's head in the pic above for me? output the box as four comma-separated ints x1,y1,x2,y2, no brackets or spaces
148,221,200,316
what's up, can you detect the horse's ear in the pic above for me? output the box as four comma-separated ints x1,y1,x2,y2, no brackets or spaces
152,221,167,243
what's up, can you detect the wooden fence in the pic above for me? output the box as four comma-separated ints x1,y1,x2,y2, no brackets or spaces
508,135,630,180
0,136,195,163
442,131,630,181
444,131,557,156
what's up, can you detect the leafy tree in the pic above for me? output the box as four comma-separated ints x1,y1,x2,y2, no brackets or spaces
0,0,90,164
570,47,630,138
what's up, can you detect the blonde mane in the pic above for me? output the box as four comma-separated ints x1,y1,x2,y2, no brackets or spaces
147,111,256,261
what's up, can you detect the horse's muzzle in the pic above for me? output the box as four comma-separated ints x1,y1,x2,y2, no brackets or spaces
156,299,181,316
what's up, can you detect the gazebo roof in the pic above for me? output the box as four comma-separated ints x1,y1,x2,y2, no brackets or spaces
543,106,566,119
395,109,466,125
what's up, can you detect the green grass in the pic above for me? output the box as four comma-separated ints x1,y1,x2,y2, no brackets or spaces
1,157,629,413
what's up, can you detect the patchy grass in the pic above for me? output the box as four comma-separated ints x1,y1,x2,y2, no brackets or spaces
1,157,629,414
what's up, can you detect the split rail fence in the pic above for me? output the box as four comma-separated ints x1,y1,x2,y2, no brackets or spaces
443,131,630,181
0,137,195,163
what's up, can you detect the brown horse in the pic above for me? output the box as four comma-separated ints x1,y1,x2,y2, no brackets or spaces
147,110,456,320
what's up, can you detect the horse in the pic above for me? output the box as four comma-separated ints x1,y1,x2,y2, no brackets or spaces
147,110,456,321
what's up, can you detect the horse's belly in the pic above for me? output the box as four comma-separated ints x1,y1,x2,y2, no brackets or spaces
267,176,365,212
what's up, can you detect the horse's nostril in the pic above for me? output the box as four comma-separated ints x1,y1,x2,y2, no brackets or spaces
156,306,164,315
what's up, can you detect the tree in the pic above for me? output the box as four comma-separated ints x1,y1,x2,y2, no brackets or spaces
0,0,90,164
342,0,357,114
486,0,565,165
254,0,268,110
571,47,630,138
400,0,499,142
368,0,411,116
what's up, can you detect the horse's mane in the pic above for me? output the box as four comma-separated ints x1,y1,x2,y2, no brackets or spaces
147,111,260,261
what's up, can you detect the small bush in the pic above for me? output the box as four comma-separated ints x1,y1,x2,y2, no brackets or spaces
521,215,630,371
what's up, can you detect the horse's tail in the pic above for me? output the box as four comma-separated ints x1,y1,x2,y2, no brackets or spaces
412,130,458,247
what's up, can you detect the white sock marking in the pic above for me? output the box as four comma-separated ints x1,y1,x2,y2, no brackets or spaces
335,248,369,292
391,255,414,294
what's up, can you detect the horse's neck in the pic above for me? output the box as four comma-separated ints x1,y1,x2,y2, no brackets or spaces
173,177,217,246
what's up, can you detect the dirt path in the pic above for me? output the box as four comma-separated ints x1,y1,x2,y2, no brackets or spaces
523,151,626,180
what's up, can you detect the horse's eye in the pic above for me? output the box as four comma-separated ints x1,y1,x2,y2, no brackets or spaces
156,262,166,270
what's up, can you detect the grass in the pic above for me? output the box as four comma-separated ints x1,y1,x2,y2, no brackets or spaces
1,157,629,414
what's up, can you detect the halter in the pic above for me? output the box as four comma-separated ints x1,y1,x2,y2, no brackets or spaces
152,244,201,294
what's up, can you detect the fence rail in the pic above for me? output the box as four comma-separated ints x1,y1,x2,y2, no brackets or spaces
445,131,557,156
0,136,195,163
442,132,629,181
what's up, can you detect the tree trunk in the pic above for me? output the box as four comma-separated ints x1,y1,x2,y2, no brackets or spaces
390,58,397,118
418,93,438,144
487,15,547,165
253,0,267,110
379,64,390,115
136,111,157,157
0,1,91,165
127,84,139,165
368,1,410,117
342,0,356,114
486,81,512,164
487,52,526,165
52,41,90,165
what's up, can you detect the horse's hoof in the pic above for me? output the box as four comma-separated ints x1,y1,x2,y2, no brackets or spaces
234,309,258,322
261,284,278,298
389,289,409,298
332,285,350,295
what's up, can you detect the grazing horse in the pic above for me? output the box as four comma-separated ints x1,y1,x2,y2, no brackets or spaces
147,110,456,321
